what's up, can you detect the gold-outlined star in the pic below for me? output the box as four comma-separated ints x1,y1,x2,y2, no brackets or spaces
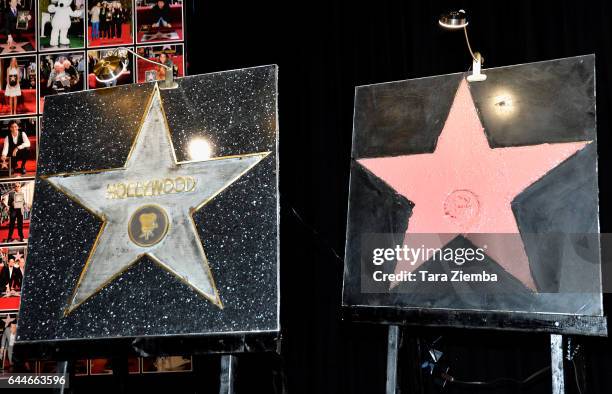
43,84,270,315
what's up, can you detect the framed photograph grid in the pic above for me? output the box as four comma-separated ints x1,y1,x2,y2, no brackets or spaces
0,1,188,376
0,0,187,332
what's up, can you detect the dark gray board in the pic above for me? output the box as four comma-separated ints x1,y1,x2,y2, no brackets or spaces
343,55,606,335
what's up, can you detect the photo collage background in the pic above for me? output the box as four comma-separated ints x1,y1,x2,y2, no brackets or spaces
0,0,187,374
0,313,193,375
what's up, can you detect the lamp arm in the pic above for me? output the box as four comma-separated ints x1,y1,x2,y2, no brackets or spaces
463,26,478,62
121,47,172,70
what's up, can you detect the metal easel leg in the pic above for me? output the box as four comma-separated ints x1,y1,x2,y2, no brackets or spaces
54,361,69,394
386,325,401,394
550,334,565,394
219,354,237,394
111,356,128,394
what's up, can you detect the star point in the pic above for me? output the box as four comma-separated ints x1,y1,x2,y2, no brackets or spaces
0,41,30,54
1,314,15,326
141,31,179,42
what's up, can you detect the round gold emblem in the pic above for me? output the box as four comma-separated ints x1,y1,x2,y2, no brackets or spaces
128,204,170,247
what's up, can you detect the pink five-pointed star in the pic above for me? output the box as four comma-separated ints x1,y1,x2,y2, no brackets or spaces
358,79,590,291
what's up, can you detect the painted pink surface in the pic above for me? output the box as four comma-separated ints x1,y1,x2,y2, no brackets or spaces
358,80,589,291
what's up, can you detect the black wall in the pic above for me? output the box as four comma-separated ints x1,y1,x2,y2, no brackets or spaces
183,1,612,393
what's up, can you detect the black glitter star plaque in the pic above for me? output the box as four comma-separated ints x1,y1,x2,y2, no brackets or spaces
17,65,279,355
